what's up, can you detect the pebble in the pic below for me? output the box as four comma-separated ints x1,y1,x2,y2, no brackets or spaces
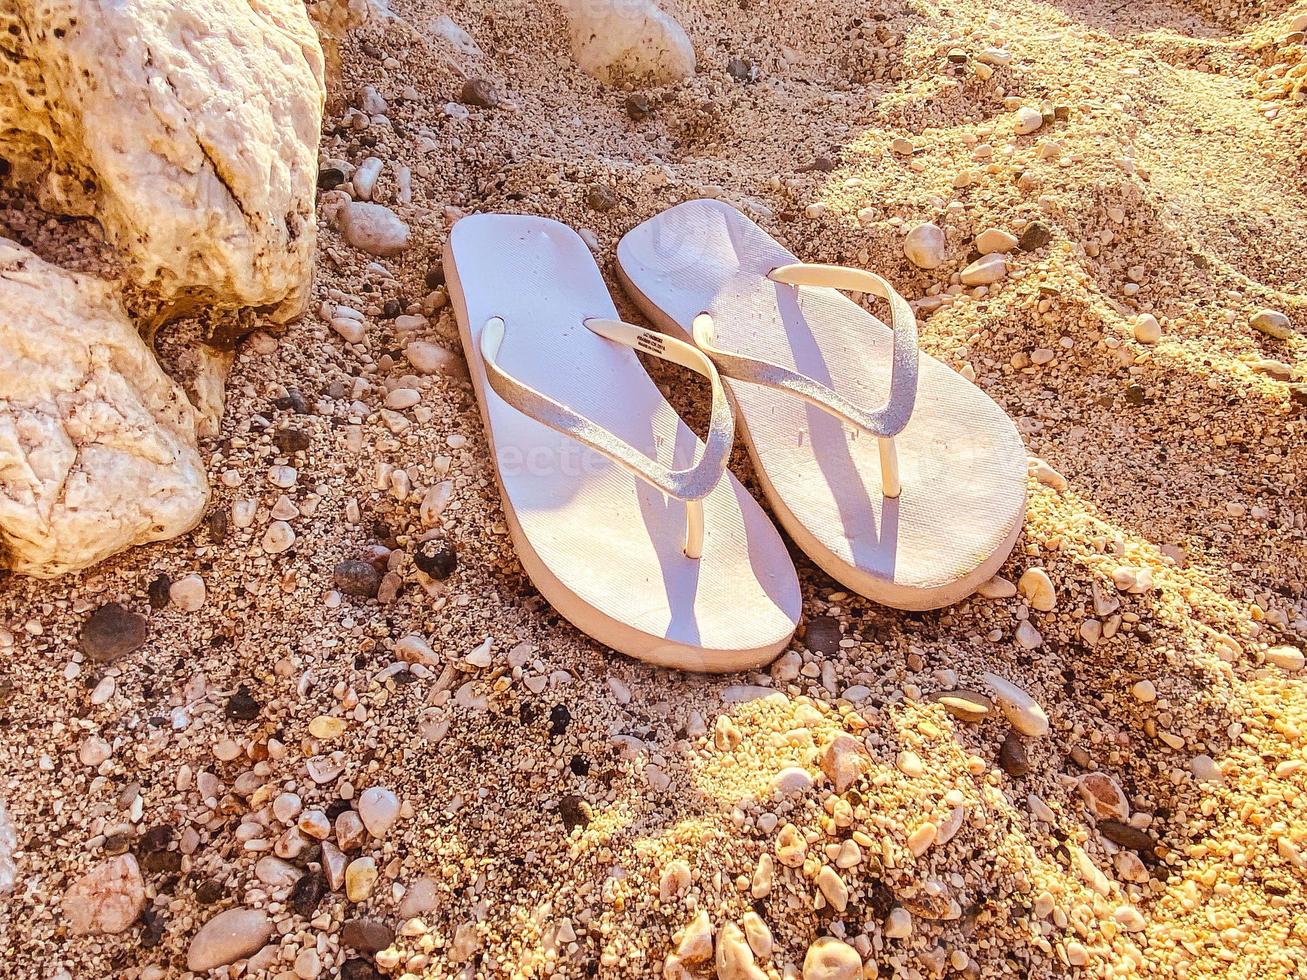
406,341,462,376
977,47,1012,66
61,855,145,935
338,202,410,257
803,937,862,980
225,686,260,721
270,495,299,520
352,157,383,200
358,786,400,837
771,767,814,795
906,821,937,857
983,672,1049,736
306,754,345,784
1015,620,1043,650
961,253,1007,285
460,77,500,108
273,793,302,824
1112,566,1155,594
90,676,114,704
1190,754,1223,782
1077,772,1129,820
903,222,946,269
1018,568,1057,611
385,388,421,410
816,865,849,911
165,573,206,611
1250,309,1293,339
1113,905,1147,933
289,872,327,917
336,810,367,851
896,749,925,777
399,876,439,918
341,918,395,953
1131,679,1157,702
254,856,301,888
932,689,993,723
419,483,454,524
937,805,966,845
999,730,1031,777
321,842,347,890
890,137,915,155
345,857,378,902
1014,106,1044,134
975,228,1018,254
187,908,274,972
659,859,691,900
1098,820,1157,854
308,715,346,739
333,560,381,598
80,603,147,663
585,184,619,212
751,853,774,897
464,636,494,668
268,464,297,488
625,92,653,120
1266,645,1304,671
819,734,870,792
676,909,714,964
395,634,437,665
775,824,807,867
741,912,772,959
294,948,322,979
1133,314,1162,344
884,907,914,939
1030,458,1067,490
804,616,842,654
79,736,110,767
262,521,296,553
1019,221,1052,251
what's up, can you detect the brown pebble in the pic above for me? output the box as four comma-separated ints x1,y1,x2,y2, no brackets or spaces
585,184,619,212
803,616,842,655
460,78,499,108
341,918,395,953
1098,820,1157,854
1019,221,1052,252
80,603,148,663
624,93,653,121
999,730,1031,777
333,560,381,598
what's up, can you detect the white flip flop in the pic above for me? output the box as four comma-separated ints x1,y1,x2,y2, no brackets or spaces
444,213,802,672
616,199,1027,610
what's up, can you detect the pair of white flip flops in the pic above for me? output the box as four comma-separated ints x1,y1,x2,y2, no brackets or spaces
445,200,1027,673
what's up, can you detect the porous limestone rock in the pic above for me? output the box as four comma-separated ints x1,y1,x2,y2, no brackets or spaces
0,241,208,577
559,0,696,86
0,0,326,330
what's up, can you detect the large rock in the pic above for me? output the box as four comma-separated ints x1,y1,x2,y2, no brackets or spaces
0,0,325,330
0,241,208,577
62,855,146,935
559,0,696,86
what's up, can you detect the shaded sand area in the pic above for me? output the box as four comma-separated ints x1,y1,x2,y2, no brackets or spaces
1,0,1304,977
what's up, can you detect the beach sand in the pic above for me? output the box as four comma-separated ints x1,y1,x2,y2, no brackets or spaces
1,0,1304,977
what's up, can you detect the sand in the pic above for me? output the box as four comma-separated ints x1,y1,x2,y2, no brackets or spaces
1,0,1304,978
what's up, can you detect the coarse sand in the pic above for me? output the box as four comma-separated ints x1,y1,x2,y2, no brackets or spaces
1,0,1304,978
